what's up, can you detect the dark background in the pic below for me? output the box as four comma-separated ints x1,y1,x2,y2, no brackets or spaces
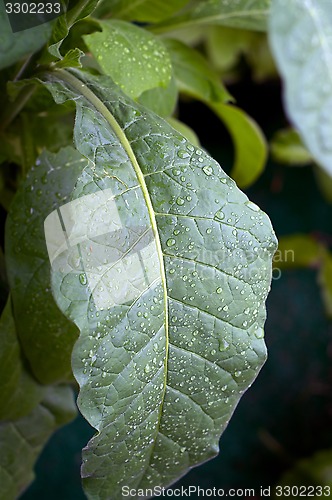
21,76,332,499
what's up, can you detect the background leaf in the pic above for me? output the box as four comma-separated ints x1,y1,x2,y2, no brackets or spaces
0,1,51,70
44,69,277,499
153,0,271,33
84,20,172,99
212,103,267,188
275,234,323,270
0,296,44,421
138,76,178,117
164,38,232,104
48,0,99,59
97,0,190,23
270,128,313,166
5,147,86,384
269,0,332,178
0,385,76,500
319,252,332,318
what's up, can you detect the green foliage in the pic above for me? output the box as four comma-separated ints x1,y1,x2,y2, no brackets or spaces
276,449,332,498
1,0,331,497
0,2,51,71
40,68,277,497
152,0,271,33
0,385,77,500
270,128,313,166
5,147,83,384
269,0,332,177
84,20,171,98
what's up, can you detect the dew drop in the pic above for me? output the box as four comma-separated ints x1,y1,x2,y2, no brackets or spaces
166,238,176,247
203,164,213,176
178,150,190,159
176,196,185,206
79,273,87,285
215,210,225,220
219,339,230,352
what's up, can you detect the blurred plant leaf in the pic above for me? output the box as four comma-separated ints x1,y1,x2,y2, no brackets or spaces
138,75,178,117
165,39,266,188
269,0,332,178
98,0,190,23
212,103,267,188
84,20,172,99
43,68,277,498
5,147,85,384
164,38,232,103
0,2,51,71
275,234,323,270
276,449,332,497
319,252,332,318
153,0,271,34
314,166,332,204
0,385,76,500
270,128,313,166
0,296,44,421
166,117,200,146
206,26,257,73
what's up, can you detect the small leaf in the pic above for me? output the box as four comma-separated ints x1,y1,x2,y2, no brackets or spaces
99,0,190,23
153,0,271,33
43,68,277,498
0,296,44,421
269,0,332,178
0,2,51,70
270,128,313,166
0,385,76,500
48,0,99,59
212,103,267,188
84,20,172,99
5,147,86,384
164,38,232,104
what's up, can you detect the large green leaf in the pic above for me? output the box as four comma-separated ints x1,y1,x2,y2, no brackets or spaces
0,296,44,421
97,0,190,23
0,385,77,500
0,1,51,70
84,20,172,99
152,0,271,33
5,147,87,384
43,68,277,499
269,0,332,178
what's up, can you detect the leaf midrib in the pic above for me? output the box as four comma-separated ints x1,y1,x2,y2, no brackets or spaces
50,68,169,474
